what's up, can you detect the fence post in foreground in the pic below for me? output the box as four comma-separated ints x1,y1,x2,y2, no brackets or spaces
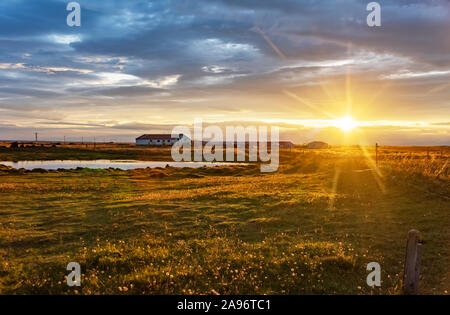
403,229,422,295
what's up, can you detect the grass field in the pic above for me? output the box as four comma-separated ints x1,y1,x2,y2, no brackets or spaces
0,141,173,161
0,144,448,294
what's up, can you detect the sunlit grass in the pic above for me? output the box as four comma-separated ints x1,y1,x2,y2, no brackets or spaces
0,145,448,294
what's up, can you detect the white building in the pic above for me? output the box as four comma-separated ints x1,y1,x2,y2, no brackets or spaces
136,134,190,146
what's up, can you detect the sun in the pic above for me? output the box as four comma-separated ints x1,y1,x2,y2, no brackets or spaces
335,116,357,131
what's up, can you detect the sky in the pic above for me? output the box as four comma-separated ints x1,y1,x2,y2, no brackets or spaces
0,0,449,145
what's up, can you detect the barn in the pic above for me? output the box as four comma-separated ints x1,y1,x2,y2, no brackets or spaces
279,141,295,149
136,134,190,146
307,141,329,149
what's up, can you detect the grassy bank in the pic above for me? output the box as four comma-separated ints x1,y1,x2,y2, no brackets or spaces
0,143,173,161
0,146,448,294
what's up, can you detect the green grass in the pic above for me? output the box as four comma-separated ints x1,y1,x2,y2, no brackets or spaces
0,147,448,294
0,145,173,161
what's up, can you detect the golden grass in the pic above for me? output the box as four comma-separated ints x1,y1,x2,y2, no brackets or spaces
0,145,448,294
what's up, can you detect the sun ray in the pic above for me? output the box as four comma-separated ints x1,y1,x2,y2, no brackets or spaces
359,143,386,193
253,27,286,60
328,167,341,210
282,89,336,119
365,82,391,108
427,81,450,94
345,42,353,117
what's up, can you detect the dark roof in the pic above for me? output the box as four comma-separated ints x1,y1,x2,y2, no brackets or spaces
279,141,294,145
308,141,328,145
136,134,182,140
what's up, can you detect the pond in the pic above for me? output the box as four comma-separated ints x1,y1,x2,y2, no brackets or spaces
0,160,242,170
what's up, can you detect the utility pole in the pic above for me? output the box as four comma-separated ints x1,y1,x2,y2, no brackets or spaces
35,132,38,143
375,143,379,167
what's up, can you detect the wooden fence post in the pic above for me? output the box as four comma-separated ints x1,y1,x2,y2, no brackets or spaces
403,229,422,295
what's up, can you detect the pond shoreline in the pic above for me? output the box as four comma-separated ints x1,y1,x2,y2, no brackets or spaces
0,160,246,171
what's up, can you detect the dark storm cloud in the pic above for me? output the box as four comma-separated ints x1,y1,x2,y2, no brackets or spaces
2,1,449,89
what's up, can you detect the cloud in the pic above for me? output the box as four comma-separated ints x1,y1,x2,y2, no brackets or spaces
0,0,449,144
0,62,92,74
202,65,236,74
382,70,450,80
0,63,26,70
68,72,181,89
431,122,450,126
46,34,82,45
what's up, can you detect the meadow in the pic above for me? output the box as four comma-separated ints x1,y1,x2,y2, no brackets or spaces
0,144,448,294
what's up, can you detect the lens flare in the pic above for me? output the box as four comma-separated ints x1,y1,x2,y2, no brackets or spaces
335,116,357,131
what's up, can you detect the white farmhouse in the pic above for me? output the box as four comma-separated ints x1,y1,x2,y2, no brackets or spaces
135,134,190,146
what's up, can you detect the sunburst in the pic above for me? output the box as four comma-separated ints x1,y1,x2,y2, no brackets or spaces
334,116,357,131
